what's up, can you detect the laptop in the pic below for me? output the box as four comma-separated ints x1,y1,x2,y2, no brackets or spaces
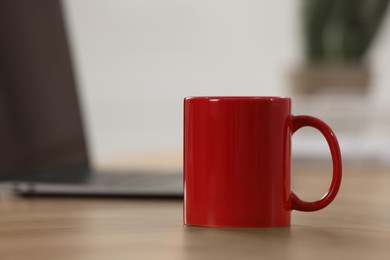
0,0,182,197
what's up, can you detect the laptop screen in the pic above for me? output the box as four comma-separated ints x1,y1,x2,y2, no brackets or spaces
0,0,89,177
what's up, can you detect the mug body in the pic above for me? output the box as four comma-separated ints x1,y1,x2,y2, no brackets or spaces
184,97,292,227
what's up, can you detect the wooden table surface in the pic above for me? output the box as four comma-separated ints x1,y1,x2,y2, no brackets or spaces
1,161,390,260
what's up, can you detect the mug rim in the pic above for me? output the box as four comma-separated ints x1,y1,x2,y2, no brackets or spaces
185,96,290,101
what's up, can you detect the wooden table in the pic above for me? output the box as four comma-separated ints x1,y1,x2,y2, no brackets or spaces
1,162,390,259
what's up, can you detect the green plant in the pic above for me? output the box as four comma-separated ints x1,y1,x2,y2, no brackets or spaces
303,0,389,62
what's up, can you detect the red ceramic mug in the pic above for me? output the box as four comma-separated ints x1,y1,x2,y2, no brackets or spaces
183,96,342,228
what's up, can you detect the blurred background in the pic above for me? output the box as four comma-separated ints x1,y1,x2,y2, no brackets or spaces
61,0,301,165
2,0,390,169
62,0,390,165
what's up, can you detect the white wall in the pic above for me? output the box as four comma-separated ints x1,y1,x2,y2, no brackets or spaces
62,0,390,162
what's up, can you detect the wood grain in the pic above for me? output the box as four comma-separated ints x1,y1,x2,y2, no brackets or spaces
1,162,390,259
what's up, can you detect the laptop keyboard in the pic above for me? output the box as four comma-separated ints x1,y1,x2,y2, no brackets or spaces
87,171,183,188
1,168,183,197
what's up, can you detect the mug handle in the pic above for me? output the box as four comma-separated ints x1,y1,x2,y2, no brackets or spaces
291,115,342,212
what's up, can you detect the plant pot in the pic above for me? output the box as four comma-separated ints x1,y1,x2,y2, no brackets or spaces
290,63,371,95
